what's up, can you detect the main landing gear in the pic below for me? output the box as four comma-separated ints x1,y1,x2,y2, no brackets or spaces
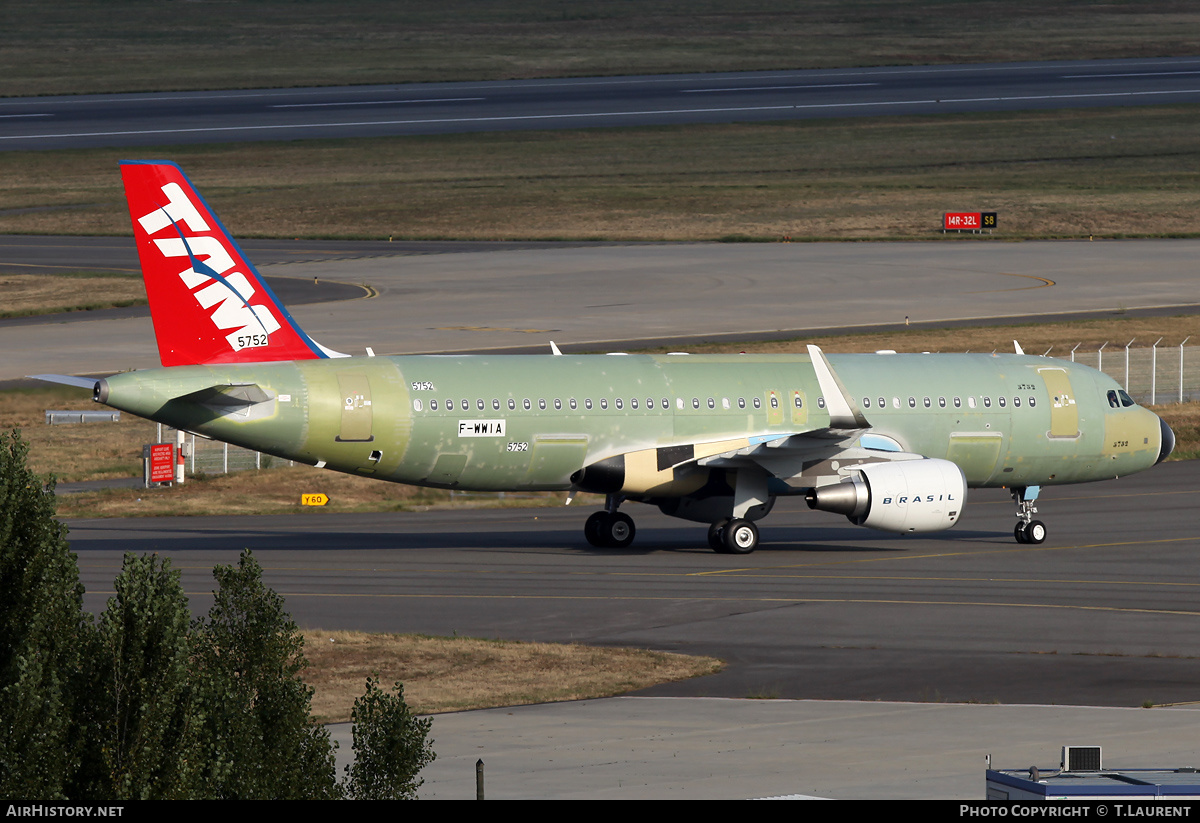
1011,486,1046,545
706,518,760,554
584,495,636,548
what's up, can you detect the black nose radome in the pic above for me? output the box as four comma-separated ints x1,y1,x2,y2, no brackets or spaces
1157,416,1176,465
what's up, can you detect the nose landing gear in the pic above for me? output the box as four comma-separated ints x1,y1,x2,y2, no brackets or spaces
1012,486,1046,544
584,495,636,548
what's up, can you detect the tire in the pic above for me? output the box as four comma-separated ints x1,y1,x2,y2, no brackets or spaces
1025,520,1046,545
722,518,759,554
584,512,609,547
1014,522,1029,544
707,520,729,552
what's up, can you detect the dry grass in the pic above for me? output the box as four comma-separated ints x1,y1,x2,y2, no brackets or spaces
4,106,1200,241
0,273,146,317
2,386,155,481
300,630,721,722
3,2,1196,97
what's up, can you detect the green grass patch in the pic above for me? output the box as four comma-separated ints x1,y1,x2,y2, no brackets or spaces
3,1,1197,97
3,106,1200,241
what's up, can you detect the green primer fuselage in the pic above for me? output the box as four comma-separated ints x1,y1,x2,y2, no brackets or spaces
98,351,1165,496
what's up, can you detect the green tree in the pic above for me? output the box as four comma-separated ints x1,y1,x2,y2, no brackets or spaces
81,553,199,799
191,550,340,799
0,431,87,799
345,678,436,800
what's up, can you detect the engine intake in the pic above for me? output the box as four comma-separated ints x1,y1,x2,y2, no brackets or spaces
806,458,966,533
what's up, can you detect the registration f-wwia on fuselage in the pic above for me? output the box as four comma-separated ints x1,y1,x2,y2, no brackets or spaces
35,162,1174,553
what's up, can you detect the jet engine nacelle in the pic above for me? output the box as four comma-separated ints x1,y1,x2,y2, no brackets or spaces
805,457,966,533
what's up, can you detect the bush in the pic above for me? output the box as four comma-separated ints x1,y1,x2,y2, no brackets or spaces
345,678,436,800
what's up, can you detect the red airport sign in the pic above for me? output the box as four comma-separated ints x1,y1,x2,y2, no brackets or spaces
148,443,175,483
944,212,997,231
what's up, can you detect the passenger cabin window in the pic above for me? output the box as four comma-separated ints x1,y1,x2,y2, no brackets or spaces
446,399,455,410
908,397,916,408
523,399,531,410
616,398,623,409
508,398,515,410
953,397,961,408
539,399,546,410
862,397,871,408
1014,396,1021,407
554,398,561,410
431,399,438,410
817,397,826,409
892,397,900,409
631,398,639,410
938,397,946,408
601,399,608,410
413,399,423,411
924,397,931,408
477,399,485,411
692,398,700,409
585,399,593,410
770,396,779,409
738,398,746,409
998,397,1007,408
492,399,500,410
984,397,992,408
877,397,884,409
1028,397,1036,407
646,398,654,409
570,398,577,410
707,398,715,409
753,398,761,409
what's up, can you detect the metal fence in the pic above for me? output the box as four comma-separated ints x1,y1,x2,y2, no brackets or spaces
1064,339,1199,405
158,425,290,477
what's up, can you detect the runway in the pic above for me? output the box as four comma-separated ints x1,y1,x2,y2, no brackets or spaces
4,57,1200,151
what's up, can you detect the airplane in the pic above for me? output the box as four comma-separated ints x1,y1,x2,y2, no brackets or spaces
34,161,1175,554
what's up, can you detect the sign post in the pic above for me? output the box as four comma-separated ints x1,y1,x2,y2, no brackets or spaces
143,443,176,487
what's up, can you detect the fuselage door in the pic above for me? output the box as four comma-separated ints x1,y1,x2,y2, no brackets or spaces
336,371,374,442
1037,367,1080,439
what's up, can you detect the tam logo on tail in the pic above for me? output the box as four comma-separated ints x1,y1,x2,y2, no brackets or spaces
120,161,335,367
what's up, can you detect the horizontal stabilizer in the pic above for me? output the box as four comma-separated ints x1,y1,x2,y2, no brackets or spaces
28,374,101,391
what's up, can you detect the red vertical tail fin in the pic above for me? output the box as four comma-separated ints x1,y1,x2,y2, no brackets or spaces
120,160,338,367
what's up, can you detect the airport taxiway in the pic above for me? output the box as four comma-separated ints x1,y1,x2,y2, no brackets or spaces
5,238,1200,381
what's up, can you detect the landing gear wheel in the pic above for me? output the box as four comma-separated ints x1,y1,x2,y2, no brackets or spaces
707,520,729,552
1014,522,1029,544
722,519,759,555
584,512,610,547
604,512,636,548
1024,520,1046,545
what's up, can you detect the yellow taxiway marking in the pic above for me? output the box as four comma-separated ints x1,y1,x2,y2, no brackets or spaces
968,272,1056,294
436,325,556,334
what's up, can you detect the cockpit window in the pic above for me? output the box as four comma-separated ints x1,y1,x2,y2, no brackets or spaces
1107,390,1120,409
1119,389,1136,408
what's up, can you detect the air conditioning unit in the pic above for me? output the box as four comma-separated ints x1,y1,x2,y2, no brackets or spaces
1062,746,1102,772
